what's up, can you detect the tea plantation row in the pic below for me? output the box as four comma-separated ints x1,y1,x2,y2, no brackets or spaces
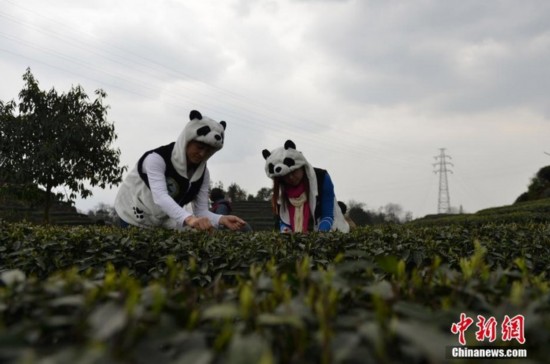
0,220,549,363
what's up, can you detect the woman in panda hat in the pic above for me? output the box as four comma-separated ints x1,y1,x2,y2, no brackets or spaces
115,110,246,231
262,140,349,233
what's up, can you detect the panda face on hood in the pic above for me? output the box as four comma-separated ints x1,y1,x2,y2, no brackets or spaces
262,140,309,179
187,110,226,150
172,110,227,180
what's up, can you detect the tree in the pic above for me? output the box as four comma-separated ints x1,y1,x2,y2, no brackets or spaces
227,182,248,202
0,100,29,185
347,200,378,226
254,187,273,201
515,165,550,203
382,203,403,223
210,180,224,192
0,68,126,222
346,200,410,226
87,202,118,225
536,165,550,183
348,205,371,226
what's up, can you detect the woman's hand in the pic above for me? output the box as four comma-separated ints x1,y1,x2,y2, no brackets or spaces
219,215,247,230
184,216,214,231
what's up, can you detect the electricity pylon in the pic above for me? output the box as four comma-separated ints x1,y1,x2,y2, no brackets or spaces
433,148,453,214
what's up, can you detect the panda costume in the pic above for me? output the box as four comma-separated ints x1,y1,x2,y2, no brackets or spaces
262,140,350,233
115,110,229,230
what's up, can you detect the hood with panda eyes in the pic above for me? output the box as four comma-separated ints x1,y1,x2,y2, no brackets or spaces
172,110,226,181
262,140,310,179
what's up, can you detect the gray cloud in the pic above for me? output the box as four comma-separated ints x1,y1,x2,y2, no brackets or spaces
298,0,550,115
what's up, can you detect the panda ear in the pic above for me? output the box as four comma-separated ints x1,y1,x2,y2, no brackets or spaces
219,121,227,130
284,140,296,150
262,149,271,160
190,110,202,120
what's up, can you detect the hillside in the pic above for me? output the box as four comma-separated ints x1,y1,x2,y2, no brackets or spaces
410,198,550,226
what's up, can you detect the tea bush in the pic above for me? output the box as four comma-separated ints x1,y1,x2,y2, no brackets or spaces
1,220,548,363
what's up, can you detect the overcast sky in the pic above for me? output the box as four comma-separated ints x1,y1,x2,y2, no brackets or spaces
1,0,549,219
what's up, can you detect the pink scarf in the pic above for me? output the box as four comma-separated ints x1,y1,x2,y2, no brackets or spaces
285,181,310,232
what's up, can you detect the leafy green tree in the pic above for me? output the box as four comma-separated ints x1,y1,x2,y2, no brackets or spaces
347,200,406,226
382,203,403,223
254,187,273,201
87,202,118,225
210,180,224,191
0,68,126,222
227,182,248,202
515,165,550,203
536,165,550,183
0,100,28,184
347,200,374,226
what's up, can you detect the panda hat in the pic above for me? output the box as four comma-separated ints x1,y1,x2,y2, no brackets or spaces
262,140,321,223
172,110,226,181
262,140,314,181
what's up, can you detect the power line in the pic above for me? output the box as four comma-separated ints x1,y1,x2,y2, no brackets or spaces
0,2,431,168
433,148,453,214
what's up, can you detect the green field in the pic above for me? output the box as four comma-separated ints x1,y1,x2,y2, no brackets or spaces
1,211,548,363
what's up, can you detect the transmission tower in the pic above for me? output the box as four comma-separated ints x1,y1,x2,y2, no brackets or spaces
433,148,453,214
